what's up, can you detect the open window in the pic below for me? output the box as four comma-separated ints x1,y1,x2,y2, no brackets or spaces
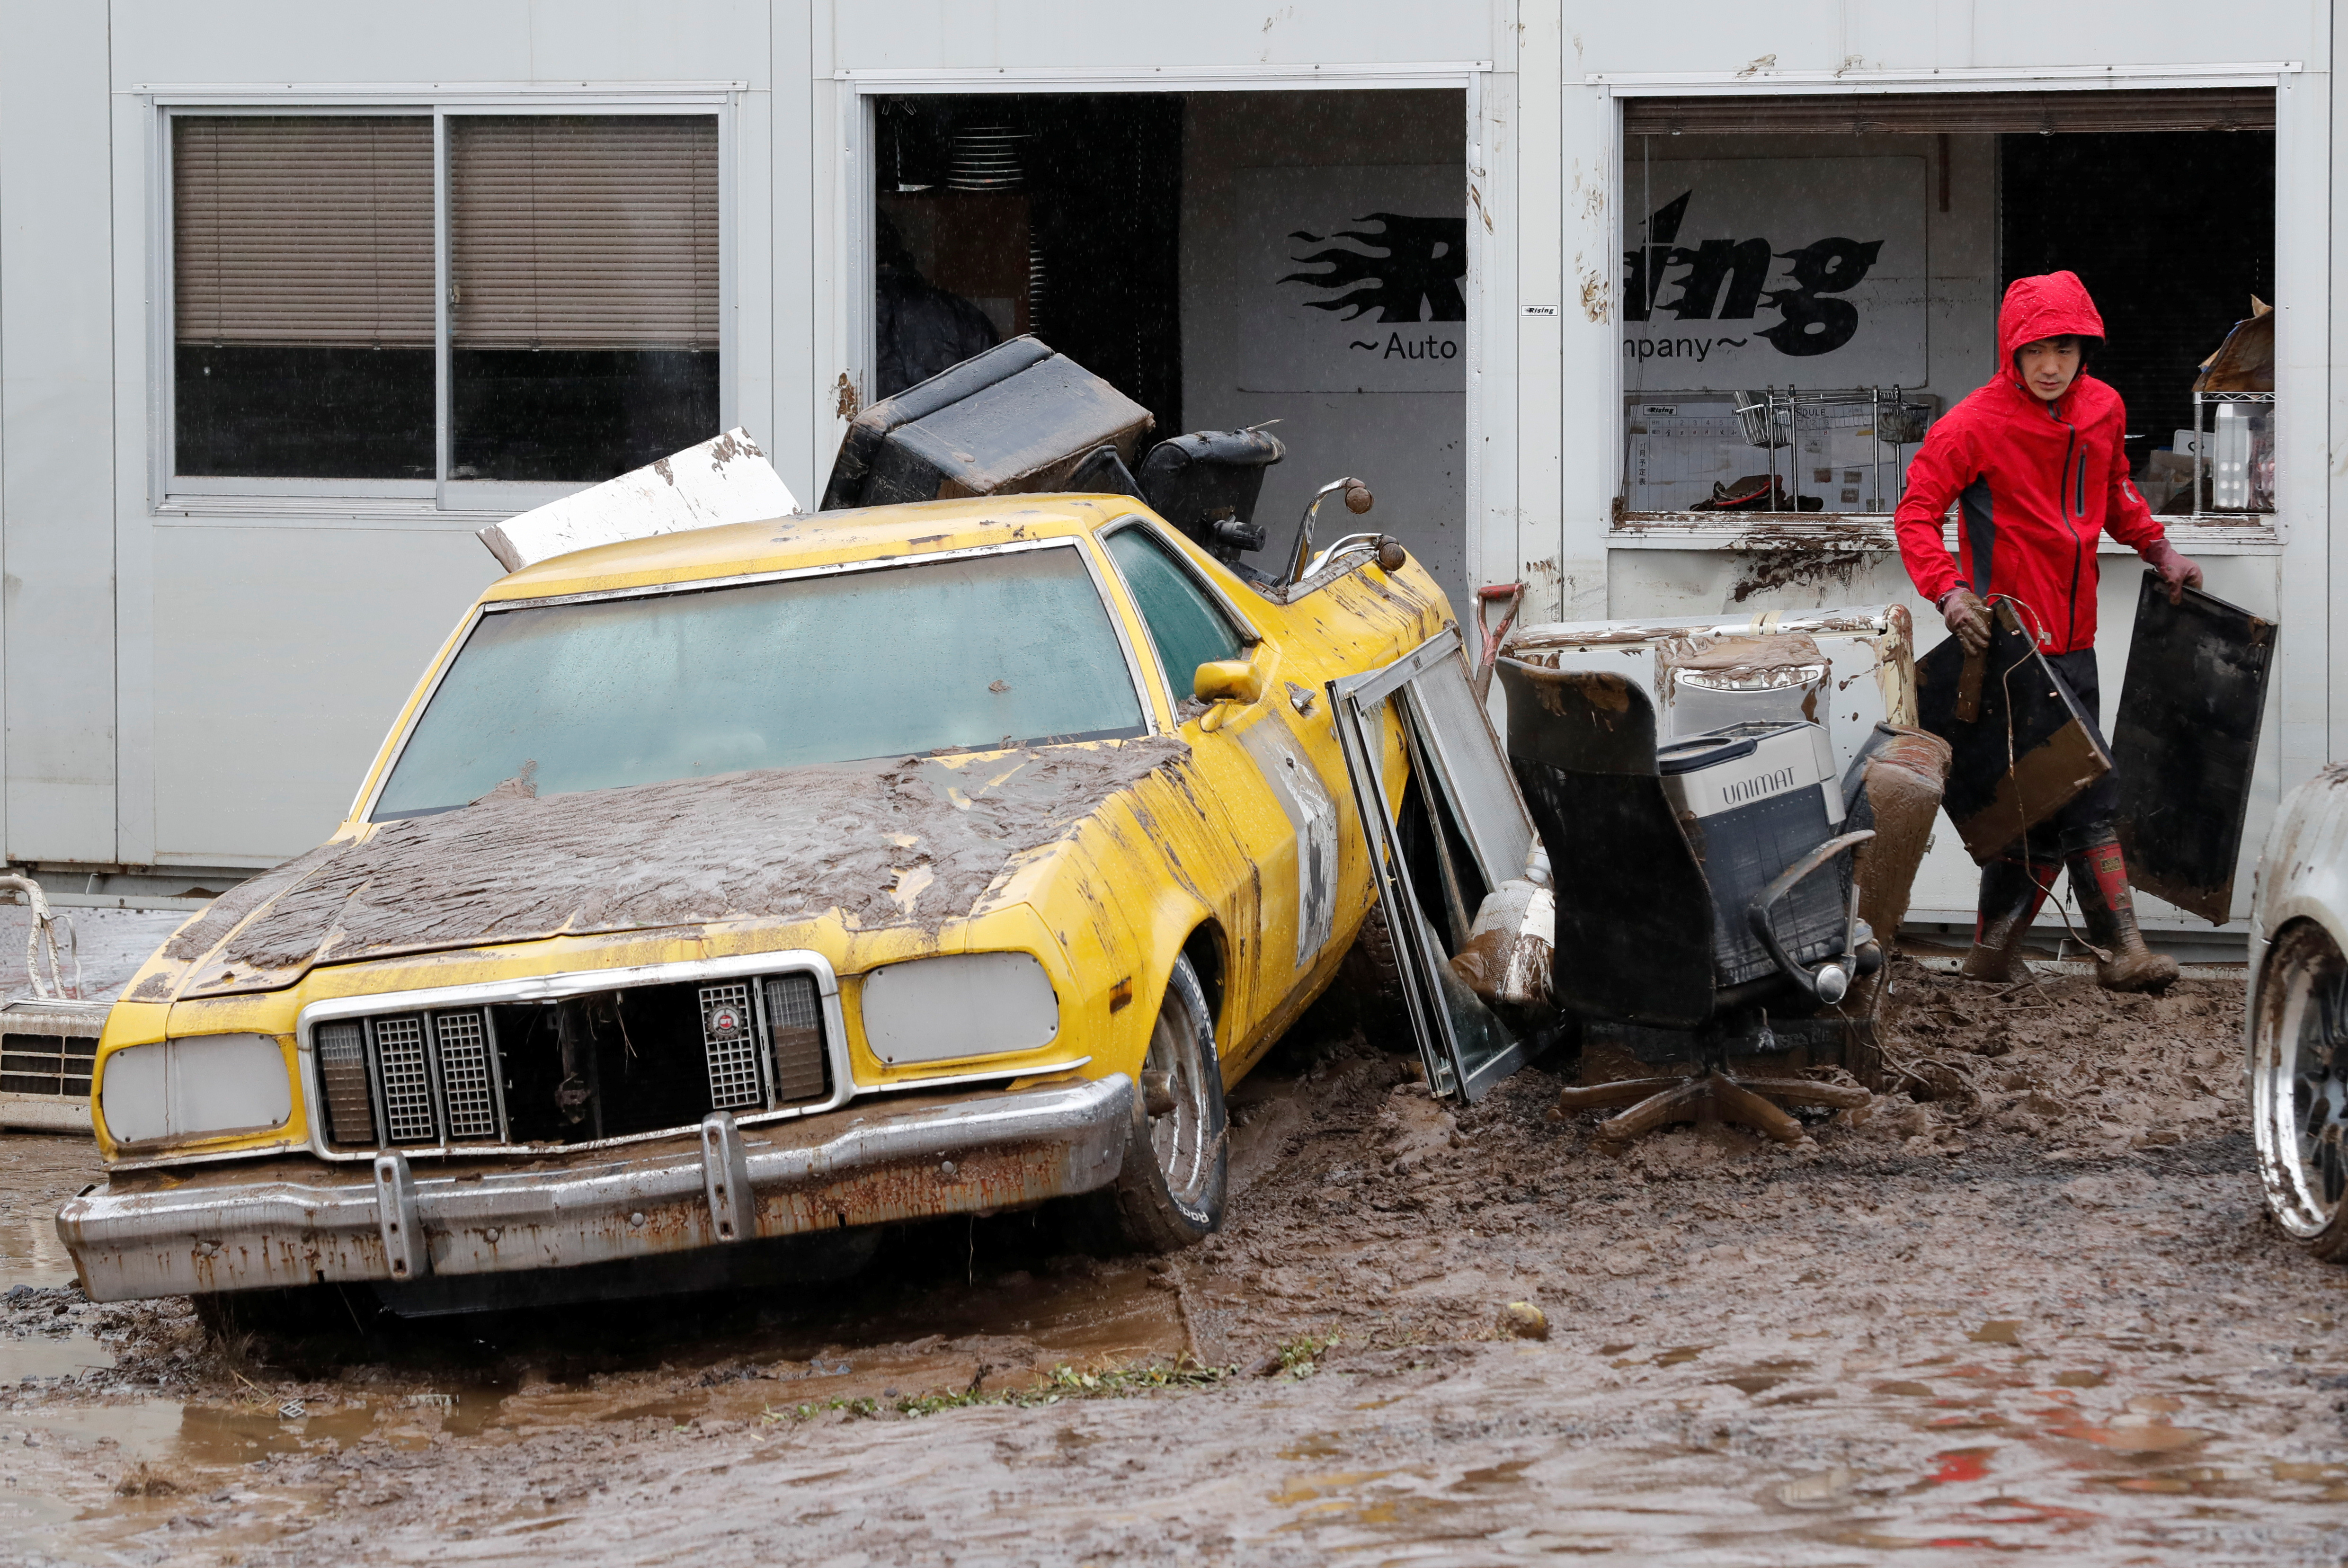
1615,88,2275,527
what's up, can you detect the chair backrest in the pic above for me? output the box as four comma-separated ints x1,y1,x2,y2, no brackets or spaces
1496,657,1717,1029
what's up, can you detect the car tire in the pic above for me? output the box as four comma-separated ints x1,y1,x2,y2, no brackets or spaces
1335,901,1415,1051
1106,954,1228,1253
2251,919,2348,1262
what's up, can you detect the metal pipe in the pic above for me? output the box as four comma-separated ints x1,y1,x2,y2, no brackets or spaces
1282,477,1372,585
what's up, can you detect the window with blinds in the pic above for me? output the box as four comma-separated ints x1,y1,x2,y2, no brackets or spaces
172,115,435,479
169,110,722,489
175,116,435,348
448,115,720,482
450,116,719,352
1614,88,2274,523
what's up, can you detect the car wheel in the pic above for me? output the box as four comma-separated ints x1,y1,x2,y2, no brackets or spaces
1107,954,1228,1252
2251,920,2348,1261
1334,901,1415,1051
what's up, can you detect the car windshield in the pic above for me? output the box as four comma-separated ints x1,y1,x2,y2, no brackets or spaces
371,543,1147,819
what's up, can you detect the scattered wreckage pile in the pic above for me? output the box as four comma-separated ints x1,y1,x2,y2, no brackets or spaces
27,332,2285,1359
1389,556,2267,1162
1362,604,1950,1149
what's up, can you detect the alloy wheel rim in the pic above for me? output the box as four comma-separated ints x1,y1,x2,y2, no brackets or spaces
2258,930,2348,1236
1145,1005,1213,1208
2287,967,2348,1221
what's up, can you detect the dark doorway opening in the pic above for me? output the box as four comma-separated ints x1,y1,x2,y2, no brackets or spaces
2000,129,2275,468
873,94,1183,432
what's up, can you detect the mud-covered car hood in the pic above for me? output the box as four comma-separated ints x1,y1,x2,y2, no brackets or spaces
132,737,1190,1003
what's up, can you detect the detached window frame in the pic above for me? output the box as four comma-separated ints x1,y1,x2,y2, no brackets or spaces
151,92,737,515
1600,82,2283,544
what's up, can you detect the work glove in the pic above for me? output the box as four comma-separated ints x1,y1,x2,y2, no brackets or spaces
2143,540,2204,606
1937,587,1993,655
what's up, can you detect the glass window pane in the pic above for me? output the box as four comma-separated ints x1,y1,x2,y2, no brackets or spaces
1104,526,1245,698
172,116,433,478
374,546,1145,818
449,115,720,482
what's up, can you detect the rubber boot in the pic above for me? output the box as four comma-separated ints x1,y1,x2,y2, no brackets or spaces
2063,829,2180,993
1963,851,2059,981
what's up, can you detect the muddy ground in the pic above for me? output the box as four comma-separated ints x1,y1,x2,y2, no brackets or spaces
4,958,2346,1565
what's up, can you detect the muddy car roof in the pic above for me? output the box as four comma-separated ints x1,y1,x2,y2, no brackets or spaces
482,494,1134,604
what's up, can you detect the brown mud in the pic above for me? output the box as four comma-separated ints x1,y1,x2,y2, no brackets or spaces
145,736,1191,999
7,960,2348,1564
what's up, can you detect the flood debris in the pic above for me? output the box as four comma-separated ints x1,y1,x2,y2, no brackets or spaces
1726,530,1880,603
477,428,800,572
1496,1300,1549,1340
2108,574,2276,923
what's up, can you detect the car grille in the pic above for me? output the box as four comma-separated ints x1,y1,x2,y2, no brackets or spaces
312,968,832,1151
1,1030,98,1099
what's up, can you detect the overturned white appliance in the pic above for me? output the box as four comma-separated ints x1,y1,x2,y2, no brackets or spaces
477,428,802,572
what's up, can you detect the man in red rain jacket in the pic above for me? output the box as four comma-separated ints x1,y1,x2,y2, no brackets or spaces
1894,271,2202,992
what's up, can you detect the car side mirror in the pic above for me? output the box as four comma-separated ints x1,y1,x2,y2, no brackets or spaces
1193,659,1263,706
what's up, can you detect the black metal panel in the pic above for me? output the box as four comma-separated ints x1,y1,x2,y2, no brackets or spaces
1915,605,2111,862
2112,573,2277,924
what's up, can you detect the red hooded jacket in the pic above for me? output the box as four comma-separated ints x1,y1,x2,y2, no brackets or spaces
1893,271,2171,653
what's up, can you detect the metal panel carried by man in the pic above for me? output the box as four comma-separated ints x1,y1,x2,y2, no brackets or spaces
1894,270,2203,993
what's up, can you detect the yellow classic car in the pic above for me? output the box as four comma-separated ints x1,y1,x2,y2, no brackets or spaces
58,491,1457,1313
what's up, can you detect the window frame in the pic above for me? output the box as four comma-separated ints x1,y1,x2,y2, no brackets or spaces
1589,63,2299,555
146,87,740,517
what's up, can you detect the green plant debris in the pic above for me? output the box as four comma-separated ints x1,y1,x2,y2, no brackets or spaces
763,1360,1230,1425
1274,1330,1340,1380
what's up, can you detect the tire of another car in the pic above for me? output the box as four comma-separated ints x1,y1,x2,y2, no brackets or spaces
1106,953,1229,1253
2251,918,2348,1262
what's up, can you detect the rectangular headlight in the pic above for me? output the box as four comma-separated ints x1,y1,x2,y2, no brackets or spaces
859,952,1059,1067
99,1034,293,1145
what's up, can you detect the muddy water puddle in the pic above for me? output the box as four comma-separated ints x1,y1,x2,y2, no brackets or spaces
6,971,2348,1562
1223,1349,2348,1562
3,1215,78,1288
2,1231,1193,1561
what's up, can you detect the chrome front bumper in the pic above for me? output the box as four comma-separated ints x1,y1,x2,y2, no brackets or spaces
58,1076,1132,1302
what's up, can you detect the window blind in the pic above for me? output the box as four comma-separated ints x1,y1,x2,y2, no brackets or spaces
1621,87,2275,137
173,116,434,347
450,115,720,351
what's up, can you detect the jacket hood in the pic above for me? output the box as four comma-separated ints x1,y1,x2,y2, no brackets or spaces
1997,271,2106,390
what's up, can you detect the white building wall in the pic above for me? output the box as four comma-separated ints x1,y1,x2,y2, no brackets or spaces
1,4,118,862
0,0,2334,900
